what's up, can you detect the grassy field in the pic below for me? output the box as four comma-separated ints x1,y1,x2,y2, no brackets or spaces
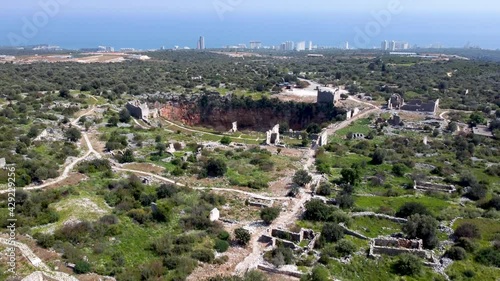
355,195,454,215
452,218,500,247
350,216,403,238
327,255,445,281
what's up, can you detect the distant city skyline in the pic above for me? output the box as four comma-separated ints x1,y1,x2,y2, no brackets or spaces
1,1,499,50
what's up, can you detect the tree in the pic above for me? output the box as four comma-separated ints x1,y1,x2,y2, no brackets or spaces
157,184,178,199
260,207,280,224
392,254,422,276
402,214,439,249
371,149,386,165
204,158,227,177
469,111,486,126
220,136,232,145
392,163,407,177
119,108,131,123
395,202,431,218
447,121,458,132
234,228,251,245
454,223,481,240
306,123,321,134
334,239,357,257
120,149,135,163
336,193,354,209
321,223,344,243
315,182,332,196
156,143,166,156
304,199,338,221
445,246,466,260
59,88,70,98
301,132,309,147
65,127,81,142
340,168,360,185
293,169,312,187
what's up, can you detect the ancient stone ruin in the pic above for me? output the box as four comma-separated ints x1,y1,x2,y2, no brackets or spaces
126,100,158,120
387,94,439,115
266,124,280,145
230,121,238,133
414,181,456,193
349,133,365,140
209,208,220,222
317,87,340,104
389,114,402,126
345,107,360,120
247,198,274,208
369,237,430,259
387,94,404,110
317,131,329,147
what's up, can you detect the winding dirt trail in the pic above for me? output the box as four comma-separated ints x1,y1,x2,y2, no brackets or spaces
0,237,78,281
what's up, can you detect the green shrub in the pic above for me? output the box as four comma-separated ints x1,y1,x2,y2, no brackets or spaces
74,260,92,274
392,254,422,276
218,231,230,241
321,223,344,243
334,239,357,257
396,202,431,218
454,223,481,240
192,249,215,263
214,239,230,253
455,237,478,253
234,228,251,245
475,247,500,267
260,207,280,224
445,246,466,260
220,136,232,145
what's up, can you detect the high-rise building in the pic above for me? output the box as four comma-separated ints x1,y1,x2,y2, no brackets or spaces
389,41,396,51
296,41,306,51
381,40,389,50
345,41,349,50
197,36,205,50
249,41,262,49
308,41,313,51
284,41,294,51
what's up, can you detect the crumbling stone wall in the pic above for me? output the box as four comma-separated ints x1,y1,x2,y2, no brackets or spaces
369,237,430,259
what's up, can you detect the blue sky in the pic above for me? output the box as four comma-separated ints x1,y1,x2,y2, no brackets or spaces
1,0,499,49
3,0,500,15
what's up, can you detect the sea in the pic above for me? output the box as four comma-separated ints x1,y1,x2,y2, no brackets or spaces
0,12,499,50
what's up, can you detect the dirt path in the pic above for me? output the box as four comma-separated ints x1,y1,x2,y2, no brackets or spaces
162,118,263,142
0,237,78,281
233,97,380,275
193,187,289,201
133,118,150,129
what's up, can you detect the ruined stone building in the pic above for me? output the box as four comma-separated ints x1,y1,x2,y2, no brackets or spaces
266,124,280,145
387,94,439,114
387,94,404,110
317,87,340,104
126,100,158,120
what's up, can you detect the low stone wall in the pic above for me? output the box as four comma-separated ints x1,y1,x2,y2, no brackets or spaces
248,198,274,208
339,224,369,240
371,246,428,259
271,229,302,243
351,212,408,223
415,182,456,193
258,235,275,247
257,264,303,278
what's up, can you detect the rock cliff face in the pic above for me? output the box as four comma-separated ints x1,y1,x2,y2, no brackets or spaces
158,95,345,132
159,102,340,131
